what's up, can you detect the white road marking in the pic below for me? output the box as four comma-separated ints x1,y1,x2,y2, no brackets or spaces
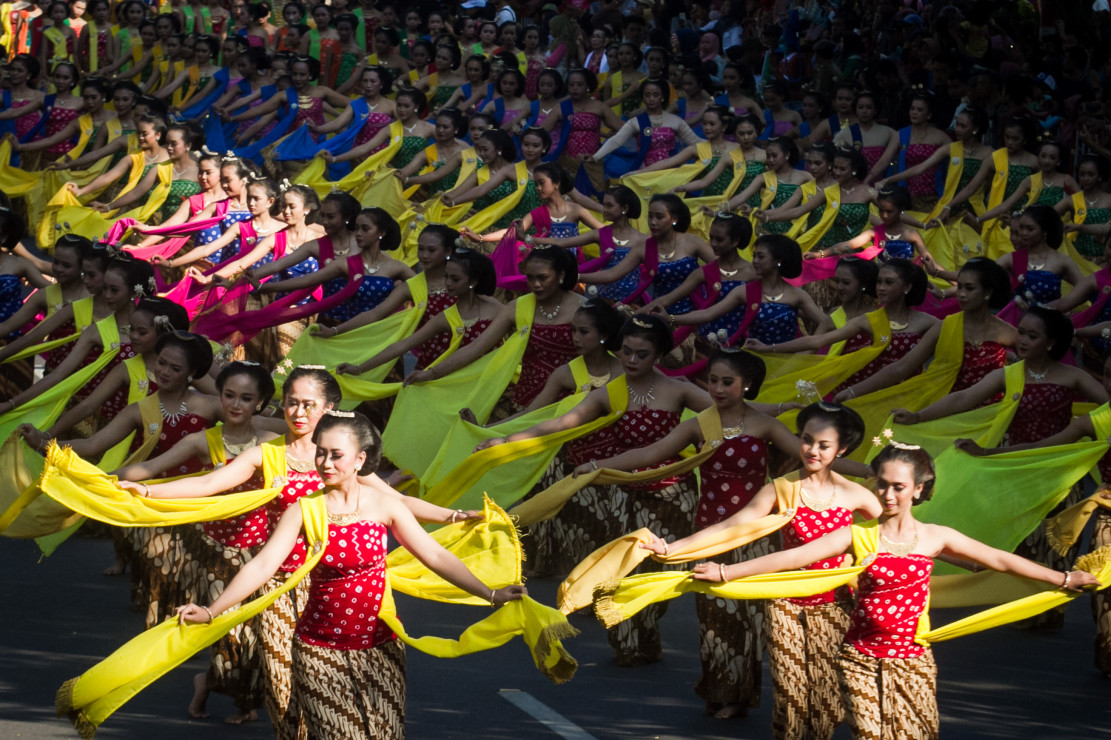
499,689,597,740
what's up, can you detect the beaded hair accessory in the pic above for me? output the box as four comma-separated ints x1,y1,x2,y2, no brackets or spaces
297,364,327,370
817,401,842,412
153,314,173,331
221,150,238,162
630,316,654,329
324,409,355,418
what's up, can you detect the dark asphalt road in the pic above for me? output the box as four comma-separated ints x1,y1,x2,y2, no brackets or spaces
2,534,1110,739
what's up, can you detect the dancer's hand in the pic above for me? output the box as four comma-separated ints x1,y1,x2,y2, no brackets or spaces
1063,570,1100,592
639,532,669,556
691,561,728,582
890,408,919,424
403,369,435,386
176,603,214,625
457,408,478,424
474,436,506,452
491,584,527,605
335,362,361,375
311,324,337,337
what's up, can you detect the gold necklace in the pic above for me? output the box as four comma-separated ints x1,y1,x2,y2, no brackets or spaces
223,433,258,458
328,490,362,525
286,454,315,473
879,527,919,557
586,372,610,389
720,265,741,277
888,319,910,331
799,479,836,512
763,291,784,302
721,406,747,439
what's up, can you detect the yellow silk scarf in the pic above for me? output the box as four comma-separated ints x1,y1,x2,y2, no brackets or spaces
459,161,532,234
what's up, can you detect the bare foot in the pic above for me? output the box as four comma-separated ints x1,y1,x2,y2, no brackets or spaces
225,709,257,725
102,558,126,576
713,703,747,720
189,672,210,719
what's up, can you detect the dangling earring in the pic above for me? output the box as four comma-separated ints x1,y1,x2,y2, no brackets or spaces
672,221,677,226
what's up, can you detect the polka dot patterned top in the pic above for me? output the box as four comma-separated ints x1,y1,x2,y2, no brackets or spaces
1015,270,1062,306
611,409,687,492
269,467,324,572
782,504,854,606
597,247,641,302
0,275,22,339
43,317,77,374
77,341,136,420
749,302,799,345
355,111,393,149
844,553,933,659
512,322,576,407
697,434,768,529
325,274,395,324
1006,383,1073,446
198,210,253,265
697,280,746,342
643,127,678,167
148,413,210,471
565,112,602,158
952,341,1007,396
413,291,458,370
202,469,269,548
295,519,397,650
904,143,941,199
835,332,922,393
654,256,699,315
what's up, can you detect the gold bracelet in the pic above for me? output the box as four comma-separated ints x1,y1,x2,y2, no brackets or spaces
718,563,727,582
201,606,214,623
140,483,151,498
489,588,498,608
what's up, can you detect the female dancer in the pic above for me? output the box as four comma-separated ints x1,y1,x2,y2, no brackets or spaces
832,91,899,186
316,223,458,344
255,206,411,326
725,136,812,230
643,214,755,342
395,108,469,196
15,75,112,167
974,140,1079,225
496,315,713,668
693,442,1096,739
129,367,476,733
893,307,1107,628
536,185,647,302
440,54,492,114
0,55,46,140
814,186,935,265
759,147,874,256
582,349,797,717
668,234,831,345
481,67,530,131
996,205,1083,308
165,175,282,272
715,62,763,119
324,85,430,169
442,128,541,229
337,249,501,375
748,259,937,394
174,410,526,738
759,83,802,139
131,151,225,251
115,361,283,723
887,92,953,212
541,68,626,193
98,122,201,221
404,247,582,412
580,194,714,314
462,162,602,247
589,78,704,174
310,66,396,154
16,298,188,443
831,258,1015,402
635,106,737,194
0,234,89,346
68,115,170,211
12,61,81,168
1057,155,1111,264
